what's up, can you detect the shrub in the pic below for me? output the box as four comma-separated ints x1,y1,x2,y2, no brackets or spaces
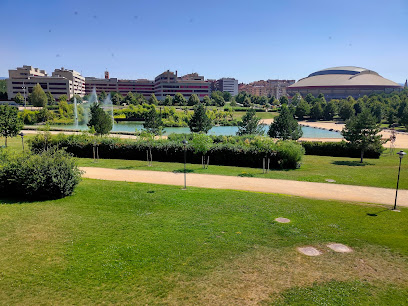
29,134,304,169
301,141,384,158
0,148,82,199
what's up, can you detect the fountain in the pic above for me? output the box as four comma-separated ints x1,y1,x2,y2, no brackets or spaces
73,97,79,128
102,93,115,128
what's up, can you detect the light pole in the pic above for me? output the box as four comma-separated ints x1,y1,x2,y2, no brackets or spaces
19,132,25,153
393,150,406,210
22,83,27,108
182,139,188,190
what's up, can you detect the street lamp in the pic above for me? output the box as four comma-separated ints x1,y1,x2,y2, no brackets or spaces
19,132,25,153
393,150,406,210
182,139,188,190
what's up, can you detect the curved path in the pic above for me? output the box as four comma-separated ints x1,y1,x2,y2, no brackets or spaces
80,167,408,207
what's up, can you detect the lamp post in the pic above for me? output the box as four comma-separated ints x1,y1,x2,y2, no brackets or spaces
19,132,25,153
393,150,406,210
182,139,188,190
22,83,27,108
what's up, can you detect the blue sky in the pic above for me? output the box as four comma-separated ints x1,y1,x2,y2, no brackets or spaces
1,0,407,83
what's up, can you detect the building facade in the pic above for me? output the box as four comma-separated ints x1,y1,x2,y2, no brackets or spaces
238,79,295,99
215,78,238,96
7,65,85,100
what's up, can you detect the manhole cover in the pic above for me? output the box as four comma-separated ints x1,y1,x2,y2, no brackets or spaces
327,243,352,253
275,217,290,223
297,246,322,256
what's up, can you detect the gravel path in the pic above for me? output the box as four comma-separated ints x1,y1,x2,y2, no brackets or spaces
80,167,408,207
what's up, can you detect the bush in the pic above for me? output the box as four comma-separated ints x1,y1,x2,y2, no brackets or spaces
29,134,304,169
301,140,384,158
0,148,82,199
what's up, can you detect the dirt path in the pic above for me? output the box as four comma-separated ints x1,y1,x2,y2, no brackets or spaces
80,167,408,207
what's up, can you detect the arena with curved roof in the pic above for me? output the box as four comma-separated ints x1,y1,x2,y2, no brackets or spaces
287,66,403,100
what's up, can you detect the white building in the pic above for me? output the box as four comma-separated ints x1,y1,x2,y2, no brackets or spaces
216,78,238,96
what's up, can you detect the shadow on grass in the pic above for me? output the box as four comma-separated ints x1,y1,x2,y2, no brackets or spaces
332,161,374,167
173,169,195,173
366,208,391,217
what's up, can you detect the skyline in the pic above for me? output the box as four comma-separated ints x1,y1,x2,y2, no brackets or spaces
1,0,408,83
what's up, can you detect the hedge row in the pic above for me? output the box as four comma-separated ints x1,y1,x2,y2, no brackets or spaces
29,134,304,169
301,141,384,158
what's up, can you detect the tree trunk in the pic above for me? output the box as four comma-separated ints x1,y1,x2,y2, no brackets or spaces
5,136,7,147
360,149,364,163
206,156,210,169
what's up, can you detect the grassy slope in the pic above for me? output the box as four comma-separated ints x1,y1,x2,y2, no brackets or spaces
0,179,407,304
3,135,407,189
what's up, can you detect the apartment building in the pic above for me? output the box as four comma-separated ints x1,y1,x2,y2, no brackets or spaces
215,78,238,96
238,79,295,98
7,65,85,100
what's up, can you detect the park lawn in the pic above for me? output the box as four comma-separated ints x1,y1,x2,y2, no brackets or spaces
233,111,279,120
76,149,408,190
0,179,407,304
4,135,407,189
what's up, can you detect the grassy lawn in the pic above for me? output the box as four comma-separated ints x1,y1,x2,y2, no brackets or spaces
76,150,408,189
233,111,279,120
0,179,407,304
3,135,408,189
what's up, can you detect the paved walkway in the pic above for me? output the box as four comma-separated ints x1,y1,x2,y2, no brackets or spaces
80,167,408,207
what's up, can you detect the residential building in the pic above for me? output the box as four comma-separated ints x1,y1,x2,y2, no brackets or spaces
215,78,238,96
238,79,295,99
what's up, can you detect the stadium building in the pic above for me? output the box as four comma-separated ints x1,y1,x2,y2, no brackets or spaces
287,66,403,100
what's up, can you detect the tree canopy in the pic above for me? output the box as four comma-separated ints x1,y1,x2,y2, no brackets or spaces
268,105,302,140
143,106,164,135
188,103,213,133
29,84,48,107
87,103,113,135
236,108,264,136
0,105,23,146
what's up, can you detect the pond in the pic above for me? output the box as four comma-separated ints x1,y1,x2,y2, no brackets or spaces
47,121,343,138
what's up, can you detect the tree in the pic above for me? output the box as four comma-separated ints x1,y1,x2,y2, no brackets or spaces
187,94,200,106
339,101,355,120
268,105,302,140
237,108,264,136
87,102,112,135
203,95,212,106
295,99,310,120
58,94,68,102
148,93,159,105
211,91,225,107
124,92,135,105
291,93,302,106
111,92,123,105
173,93,187,106
143,106,164,135
98,91,107,103
163,95,173,106
46,92,56,105
14,92,24,105
341,109,384,163
222,91,232,102
190,133,213,168
323,101,338,120
0,105,23,146
279,96,289,105
310,102,324,120
305,93,315,104
29,84,48,107
188,103,213,133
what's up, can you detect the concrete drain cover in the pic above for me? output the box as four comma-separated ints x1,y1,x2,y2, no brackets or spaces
297,246,322,256
327,243,353,253
275,217,290,223
325,179,336,183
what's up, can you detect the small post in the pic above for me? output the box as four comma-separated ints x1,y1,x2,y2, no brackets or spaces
19,132,25,153
394,150,406,210
182,139,188,190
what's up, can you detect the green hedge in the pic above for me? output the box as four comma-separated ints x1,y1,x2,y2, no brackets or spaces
0,149,82,199
301,141,384,158
29,134,304,169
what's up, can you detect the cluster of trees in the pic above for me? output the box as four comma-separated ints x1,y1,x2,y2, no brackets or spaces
235,91,288,108
291,90,408,126
0,104,23,146
0,80,7,100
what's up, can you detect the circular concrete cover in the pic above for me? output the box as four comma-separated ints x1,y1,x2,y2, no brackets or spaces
297,246,322,256
327,243,353,253
275,217,291,223
325,179,336,183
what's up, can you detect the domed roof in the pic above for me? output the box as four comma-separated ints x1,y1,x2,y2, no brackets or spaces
289,66,401,88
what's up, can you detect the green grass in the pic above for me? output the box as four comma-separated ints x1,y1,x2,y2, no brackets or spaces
76,149,408,189
233,111,279,120
0,179,407,304
3,135,407,189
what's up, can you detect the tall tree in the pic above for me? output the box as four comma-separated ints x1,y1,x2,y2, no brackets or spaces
323,100,338,120
163,95,173,106
87,103,112,135
310,102,324,120
339,101,355,120
14,92,24,105
188,103,213,133
29,84,48,107
237,108,264,136
173,93,187,106
0,105,23,146
203,95,212,106
124,92,135,105
341,109,384,163
111,92,123,105
148,93,159,105
295,99,310,120
46,92,56,105
98,91,107,103
268,105,302,140
143,106,164,135
187,94,200,106
279,96,289,105
222,91,232,102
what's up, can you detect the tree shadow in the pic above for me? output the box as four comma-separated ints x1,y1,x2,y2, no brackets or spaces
332,161,374,167
366,208,390,217
173,169,195,173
